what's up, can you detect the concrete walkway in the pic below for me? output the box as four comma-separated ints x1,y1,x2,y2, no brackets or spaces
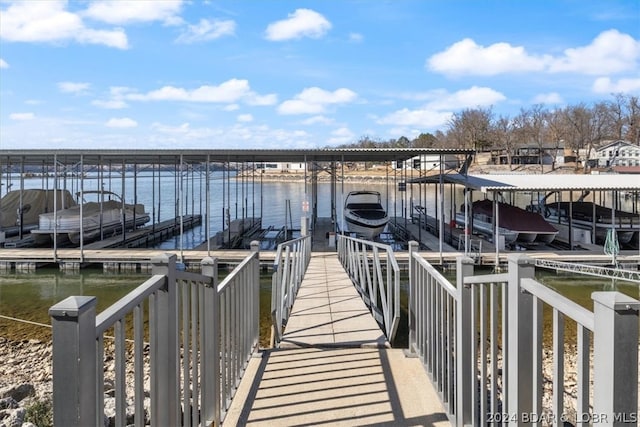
223,254,451,426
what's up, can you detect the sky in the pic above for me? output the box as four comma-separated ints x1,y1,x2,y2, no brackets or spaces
0,0,639,150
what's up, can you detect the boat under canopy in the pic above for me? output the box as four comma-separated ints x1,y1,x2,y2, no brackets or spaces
460,199,558,245
344,191,389,240
31,191,150,245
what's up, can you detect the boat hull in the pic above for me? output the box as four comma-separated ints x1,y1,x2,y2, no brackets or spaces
460,199,558,246
544,202,639,248
344,191,389,240
31,199,150,246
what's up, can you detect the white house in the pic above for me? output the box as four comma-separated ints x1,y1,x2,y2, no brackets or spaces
393,154,460,171
595,140,640,168
255,162,306,172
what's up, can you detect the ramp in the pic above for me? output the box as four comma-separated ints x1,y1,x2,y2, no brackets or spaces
223,253,451,426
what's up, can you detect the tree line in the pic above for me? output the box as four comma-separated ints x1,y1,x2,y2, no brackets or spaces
338,93,639,169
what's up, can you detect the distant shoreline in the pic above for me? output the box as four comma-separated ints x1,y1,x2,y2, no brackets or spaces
238,164,580,183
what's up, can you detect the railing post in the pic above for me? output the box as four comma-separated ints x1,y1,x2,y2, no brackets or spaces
592,291,640,425
201,256,219,426
49,295,97,427
506,254,535,421
151,253,179,426
408,241,418,353
456,256,474,426
251,241,261,350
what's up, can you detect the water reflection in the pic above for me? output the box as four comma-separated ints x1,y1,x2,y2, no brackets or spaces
1,266,637,345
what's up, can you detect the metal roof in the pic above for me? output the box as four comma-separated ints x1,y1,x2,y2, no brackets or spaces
410,173,640,192
0,148,473,166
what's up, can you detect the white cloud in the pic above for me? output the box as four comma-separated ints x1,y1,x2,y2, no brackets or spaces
237,114,253,123
92,99,128,109
0,0,128,49
58,81,90,94
424,86,506,110
428,30,640,77
327,127,354,145
125,79,273,105
105,117,137,128
377,86,505,129
428,38,548,76
0,58,8,68
301,115,334,125
151,122,192,134
378,109,452,128
265,9,331,41
349,33,363,43
176,18,236,43
278,87,357,115
532,92,563,104
592,77,640,94
9,112,35,120
245,93,278,106
549,29,640,75
83,0,184,25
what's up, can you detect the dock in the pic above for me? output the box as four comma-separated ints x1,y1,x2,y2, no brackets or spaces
223,254,450,426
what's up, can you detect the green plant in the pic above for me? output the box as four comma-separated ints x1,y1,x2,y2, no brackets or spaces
24,398,53,427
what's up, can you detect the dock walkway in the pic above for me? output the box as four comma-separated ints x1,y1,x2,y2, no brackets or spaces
223,254,450,426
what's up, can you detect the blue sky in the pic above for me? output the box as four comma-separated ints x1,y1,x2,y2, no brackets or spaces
1,0,639,150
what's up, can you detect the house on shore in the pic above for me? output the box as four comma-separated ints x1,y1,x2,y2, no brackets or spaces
594,140,640,168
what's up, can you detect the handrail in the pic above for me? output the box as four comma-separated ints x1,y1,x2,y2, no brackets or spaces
407,243,640,426
337,234,400,343
49,243,261,427
270,235,311,347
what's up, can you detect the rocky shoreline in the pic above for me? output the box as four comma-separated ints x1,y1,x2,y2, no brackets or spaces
0,338,52,427
1,335,597,427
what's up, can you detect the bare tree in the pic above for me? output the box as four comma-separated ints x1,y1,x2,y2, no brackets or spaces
493,115,516,170
546,108,568,171
447,107,494,159
624,95,640,144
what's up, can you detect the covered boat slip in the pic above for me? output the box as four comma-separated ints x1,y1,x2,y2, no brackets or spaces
0,148,472,257
409,172,640,261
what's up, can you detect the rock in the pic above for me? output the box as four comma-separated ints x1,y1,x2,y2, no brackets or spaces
0,398,18,410
0,384,35,402
0,407,25,427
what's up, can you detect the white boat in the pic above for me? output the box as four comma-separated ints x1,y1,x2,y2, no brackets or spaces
0,189,76,238
543,201,639,248
458,199,558,246
344,191,389,239
31,191,150,245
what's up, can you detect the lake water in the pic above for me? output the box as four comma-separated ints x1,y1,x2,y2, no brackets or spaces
1,264,637,348
9,172,636,250
2,175,638,346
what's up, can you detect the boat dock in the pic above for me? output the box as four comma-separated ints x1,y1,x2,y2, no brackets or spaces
223,253,450,426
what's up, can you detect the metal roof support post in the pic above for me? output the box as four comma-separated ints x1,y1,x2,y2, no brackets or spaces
592,292,640,424
180,154,184,262
206,155,211,255
494,196,499,267
79,155,83,260
438,155,444,264
53,154,58,261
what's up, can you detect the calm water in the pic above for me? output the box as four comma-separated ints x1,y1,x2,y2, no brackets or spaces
2,176,638,345
1,265,637,348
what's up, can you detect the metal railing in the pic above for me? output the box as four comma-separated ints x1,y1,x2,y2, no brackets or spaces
337,234,400,342
408,240,640,426
270,235,311,347
49,242,261,427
